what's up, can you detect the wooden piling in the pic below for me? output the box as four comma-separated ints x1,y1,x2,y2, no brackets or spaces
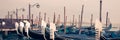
75,18,77,27
64,6,66,34
99,0,102,22
32,14,34,24
78,15,80,28
8,11,10,19
10,14,13,24
72,15,75,25
53,12,56,23
44,13,46,21
22,14,24,19
16,9,18,21
56,14,60,26
28,4,31,22
90,14,93,26
106,12,108,27
39,12,41,26
48,17,50,24
79,5,84,34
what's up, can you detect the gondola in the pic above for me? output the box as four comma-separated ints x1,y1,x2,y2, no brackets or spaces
23,28,50,40
22,27,64,40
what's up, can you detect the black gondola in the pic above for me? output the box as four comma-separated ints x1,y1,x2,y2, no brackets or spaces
22,27,64,40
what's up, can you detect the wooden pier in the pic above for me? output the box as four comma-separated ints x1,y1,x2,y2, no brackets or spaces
0,18,32,31
0,29,15,31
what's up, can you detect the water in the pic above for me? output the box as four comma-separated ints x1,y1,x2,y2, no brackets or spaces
0,31,39,40
0,25,119,40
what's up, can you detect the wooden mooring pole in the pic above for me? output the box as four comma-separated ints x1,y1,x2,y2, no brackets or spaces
106,12,108,27
90,14,93,26
79,5,84,34
53,12,56,23
64,6,66,34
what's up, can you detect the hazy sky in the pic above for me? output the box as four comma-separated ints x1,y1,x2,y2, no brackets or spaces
0,0,120,26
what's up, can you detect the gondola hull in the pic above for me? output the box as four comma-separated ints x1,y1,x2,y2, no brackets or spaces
25,28,63,40
18,27,23,35
29,30,46,40
22,28,50,40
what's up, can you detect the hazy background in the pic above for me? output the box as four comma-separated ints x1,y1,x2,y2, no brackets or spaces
0,0,120,27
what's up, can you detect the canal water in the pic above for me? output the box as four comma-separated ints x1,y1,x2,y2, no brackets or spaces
0,25,119,40
0,31,39,40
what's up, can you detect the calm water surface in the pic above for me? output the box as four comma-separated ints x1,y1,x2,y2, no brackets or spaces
0,31,39,40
